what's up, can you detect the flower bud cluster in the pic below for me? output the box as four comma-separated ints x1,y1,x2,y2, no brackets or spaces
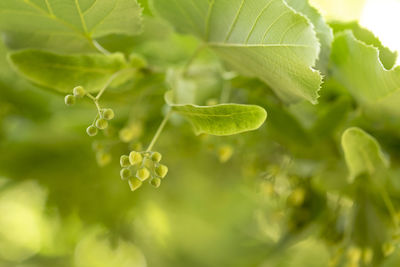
120,151,168,191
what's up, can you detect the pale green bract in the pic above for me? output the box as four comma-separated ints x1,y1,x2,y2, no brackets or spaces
8,50,128,93
0,0,143,53
151,0,322,104
331,31,400,120
171,104,267,136
330,21,397,70
341,127,389,182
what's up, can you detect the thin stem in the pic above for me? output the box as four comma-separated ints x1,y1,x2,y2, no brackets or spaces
92,39,110,55
86,93,96,101
182,44,206,76
93,100,101,113
146,110,172,152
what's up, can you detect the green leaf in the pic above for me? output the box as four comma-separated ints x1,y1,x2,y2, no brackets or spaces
171,104,267,136
8,50,128,93
331,31,400,119
152,0,322,104
341,127,389,182
0,0,143,53
330,21,398,70
285,0,333,72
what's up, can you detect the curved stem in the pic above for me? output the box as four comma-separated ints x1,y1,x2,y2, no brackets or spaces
146,110,172,152
92,39,111,55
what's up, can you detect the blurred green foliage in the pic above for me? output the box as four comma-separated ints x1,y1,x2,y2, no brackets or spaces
1,1,400,267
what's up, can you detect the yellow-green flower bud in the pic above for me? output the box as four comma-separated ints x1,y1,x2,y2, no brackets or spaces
129,151,142,165
120,155,130,168
120,168,131,180
86,125,98,137
96,118,108,130
347,246,362,263
151,152,162,163
128,178,142,191
96,152,111,167
218,145,233,163
382,242,395,257
288,188,306,206
101,108,114,120
64,94,75,106
155,164,168,178
73,86,85,98
136,167,150,181
150,177,161,188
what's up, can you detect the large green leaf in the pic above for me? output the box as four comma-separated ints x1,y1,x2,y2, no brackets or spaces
152,0,322,104
8,50,128,93
171,104,267,136
341,127,389,182
330,21,398,70
0,0,143,53
331,31,400,119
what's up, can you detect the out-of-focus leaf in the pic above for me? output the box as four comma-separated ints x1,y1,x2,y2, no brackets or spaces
171,104,267,136
311,97,351,138
342,127,389,181
330,21,398,70
331,31,400,119
285,0,333,72
0,0,143,53
8,50,128,93
152,0,322,104
309,0,366,21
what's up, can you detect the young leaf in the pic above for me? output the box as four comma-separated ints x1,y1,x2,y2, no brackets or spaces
0,0,143,53
330,21,397,70
8,50,128,93
171,104,267,136
341,127,389,182
331,31,400,119
152,0,322,104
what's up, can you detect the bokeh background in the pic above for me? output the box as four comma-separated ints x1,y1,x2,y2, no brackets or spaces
1,0,400,266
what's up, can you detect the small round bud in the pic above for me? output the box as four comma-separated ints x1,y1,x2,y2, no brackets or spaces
95,118,108,130
155,164,168,178
128,178,142,191
136,167,150,181
288,188,305,206
86,125,98,136
73,86,85,98
206,98,218,106
92,141,104,151
150,177,161,188
347,247,362,263
120,155,130,168
101,108,115,120
64,94,76,106
129,151,143,165
151,152,162,163
382,242,395,257
363,248,373,264
218,145,233,163
119,123,143,143
96,152,111,167
129,142,143,151
120,168,131,180
142,157,154,169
